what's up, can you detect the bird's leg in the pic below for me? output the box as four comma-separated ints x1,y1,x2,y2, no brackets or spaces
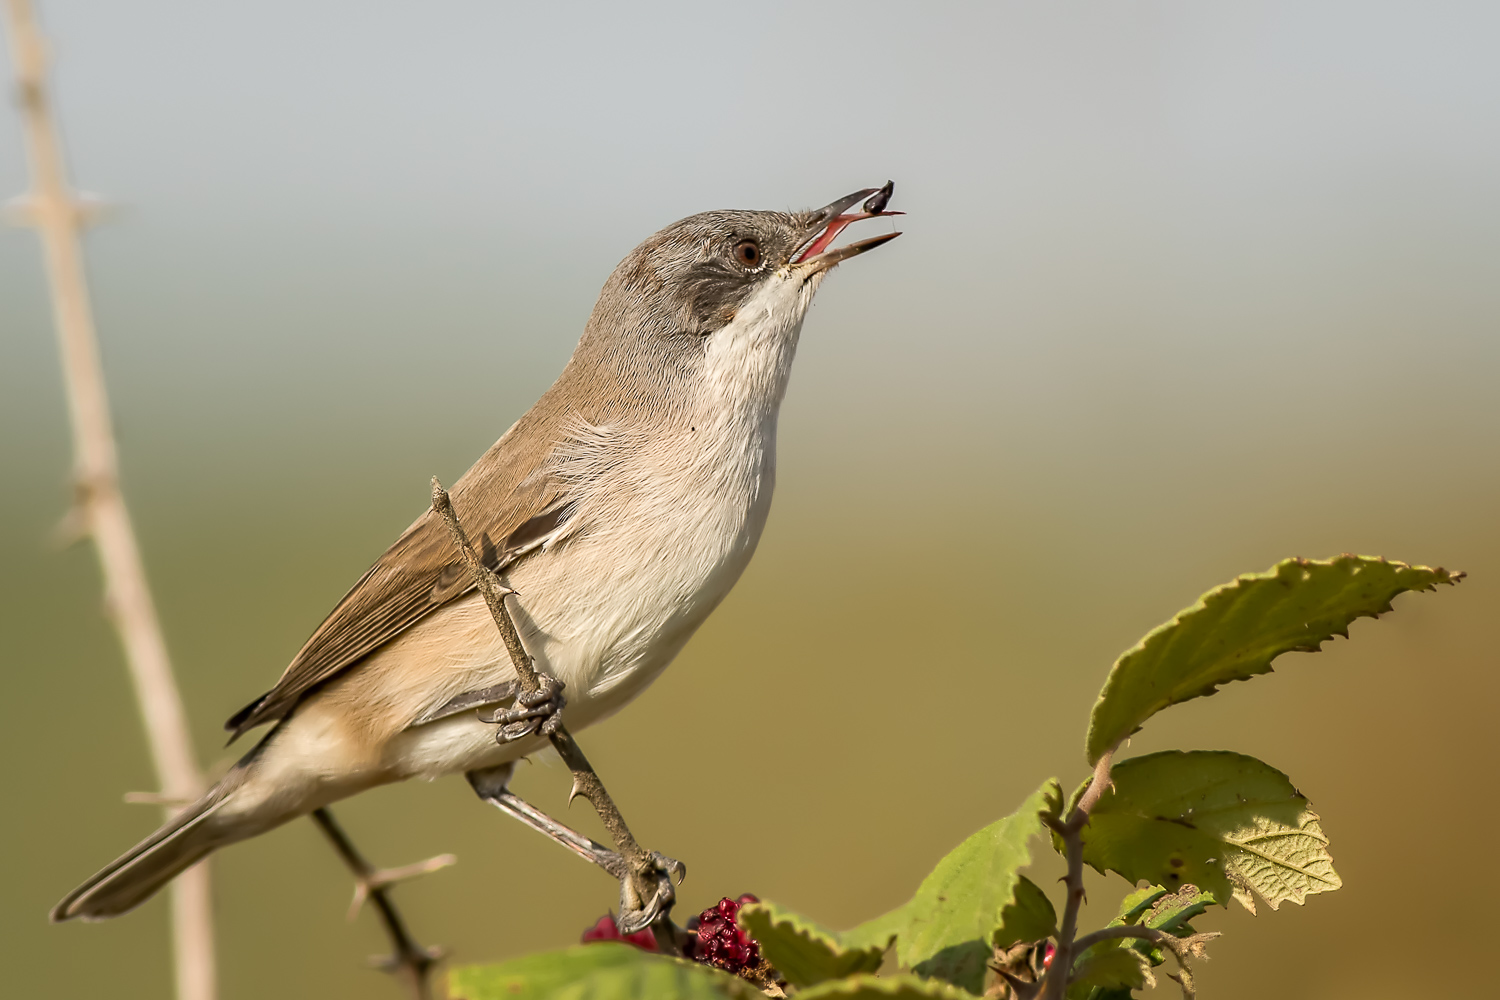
310,807,450,1000
466,765,685,935
478,672,566,743
432,482,683,944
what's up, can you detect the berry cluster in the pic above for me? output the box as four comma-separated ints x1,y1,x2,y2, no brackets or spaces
579,913,658,952
692,894,762,974
578,892,769,982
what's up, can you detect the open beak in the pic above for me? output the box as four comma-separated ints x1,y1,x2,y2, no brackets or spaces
792,181,902,272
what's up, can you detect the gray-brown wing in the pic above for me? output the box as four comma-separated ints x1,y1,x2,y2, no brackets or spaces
224,464,573,741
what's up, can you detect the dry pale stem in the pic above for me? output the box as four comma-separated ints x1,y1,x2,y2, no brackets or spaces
4,3,213,997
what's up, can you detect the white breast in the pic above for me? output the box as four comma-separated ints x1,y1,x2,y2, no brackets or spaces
510,272,815,722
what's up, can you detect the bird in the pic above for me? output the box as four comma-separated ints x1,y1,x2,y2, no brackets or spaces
52,184,900,925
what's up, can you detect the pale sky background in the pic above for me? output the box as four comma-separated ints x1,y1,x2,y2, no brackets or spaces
2,3,1497,999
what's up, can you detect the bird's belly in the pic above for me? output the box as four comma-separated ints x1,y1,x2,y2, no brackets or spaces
370,463,774,780
512,473,772,725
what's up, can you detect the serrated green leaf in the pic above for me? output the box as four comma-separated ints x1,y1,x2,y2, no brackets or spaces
1070,886,1168,995
449,943,642,999
1081,884,1217,975
1067,947,1153,999
994,875,1058,949
840,903,908,954
737,900,884,987
448,943,757,1000
1085,556,1461,763
836,784,1055,994
895,782,1054,992
796,973,978,999
912,941,990,997
1141,884,1215,933
1112,886,1169,926
1080,751,1341,912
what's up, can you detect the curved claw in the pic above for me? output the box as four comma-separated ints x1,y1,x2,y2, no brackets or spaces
613,850,684,934
650,851,687,886
614,868,676,936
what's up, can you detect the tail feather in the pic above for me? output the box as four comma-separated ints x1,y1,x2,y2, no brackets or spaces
52,781,235,922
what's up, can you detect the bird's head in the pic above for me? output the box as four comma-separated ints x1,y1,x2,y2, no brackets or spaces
588,184,901,342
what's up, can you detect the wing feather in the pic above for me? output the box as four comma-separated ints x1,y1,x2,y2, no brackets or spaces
225,446,574,740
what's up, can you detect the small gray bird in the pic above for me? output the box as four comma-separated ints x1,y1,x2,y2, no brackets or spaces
53,185,899,923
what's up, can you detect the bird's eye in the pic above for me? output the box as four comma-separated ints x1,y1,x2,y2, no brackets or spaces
732,239,761,268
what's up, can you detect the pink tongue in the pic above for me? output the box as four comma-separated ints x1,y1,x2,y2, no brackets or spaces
796,213,862,262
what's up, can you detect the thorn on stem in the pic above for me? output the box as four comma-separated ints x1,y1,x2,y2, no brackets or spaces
51,505,88,547
346,854,458,920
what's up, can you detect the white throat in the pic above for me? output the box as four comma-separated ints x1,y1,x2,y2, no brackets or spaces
699,267,825,426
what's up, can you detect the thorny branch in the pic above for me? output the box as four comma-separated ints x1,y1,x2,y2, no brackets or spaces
1030,746,1217,1000
3,3,214,998
431,478,684,955
311,808,453,1000
1037,749,1115,1000
1069,925,1220,999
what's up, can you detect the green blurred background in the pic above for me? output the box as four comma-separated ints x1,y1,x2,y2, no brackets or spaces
2,2,1496,997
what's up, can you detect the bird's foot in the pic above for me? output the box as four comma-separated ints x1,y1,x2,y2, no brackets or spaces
615,851,687,936
479,673,566,743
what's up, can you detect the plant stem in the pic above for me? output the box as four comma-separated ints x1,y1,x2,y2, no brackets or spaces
1068,925,1219,1000
1038,749,1116,1000
312,808,448,1000
3,3,213,997
430,478,681,955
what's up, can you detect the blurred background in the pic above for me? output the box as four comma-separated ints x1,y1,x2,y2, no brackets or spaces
2,2,1496,997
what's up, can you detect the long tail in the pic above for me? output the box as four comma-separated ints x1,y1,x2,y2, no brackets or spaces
52,772,245,922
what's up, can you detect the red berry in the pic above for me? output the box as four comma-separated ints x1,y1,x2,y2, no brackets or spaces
581,914,657,952
694,896,762,974
582,914,621,942
622,927,659,952
1042,942,1056,968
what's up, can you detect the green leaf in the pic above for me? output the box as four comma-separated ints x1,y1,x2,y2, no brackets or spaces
897,782,1055,992
1066,947,1153,999
448,943,758,1000
737,900,884,987
994,875,1058,950
902,879,1057,998
1085,556,1461,763
840,904,908,954
1079,883,1217,977
912,941,990,997
837,783,1057,994
1139,884,1215,934
1111,886,1169,926
796,973,979,999
1080,751,1341,912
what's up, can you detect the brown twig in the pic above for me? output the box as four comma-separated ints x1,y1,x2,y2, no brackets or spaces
430,478,682,955
311,808,450,1000
1038,749,1117,1000
1067,925,1219,1000
3,3,214,998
